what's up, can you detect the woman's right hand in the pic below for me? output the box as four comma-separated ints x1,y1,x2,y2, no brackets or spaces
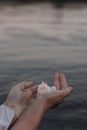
39,73,73,111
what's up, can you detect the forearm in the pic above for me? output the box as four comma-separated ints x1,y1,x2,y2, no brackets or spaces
11,98,47,130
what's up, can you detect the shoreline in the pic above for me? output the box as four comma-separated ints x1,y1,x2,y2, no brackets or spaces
0,2,87,9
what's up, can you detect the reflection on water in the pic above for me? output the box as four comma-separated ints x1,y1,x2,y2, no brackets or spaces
0,3,87,130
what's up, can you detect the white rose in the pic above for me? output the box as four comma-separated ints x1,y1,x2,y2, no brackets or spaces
37,82,56,96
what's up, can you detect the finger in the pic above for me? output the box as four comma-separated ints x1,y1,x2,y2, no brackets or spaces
21,90,33,104
30,85,38,94
24,85,38,94
59,74,68,89
33,93,38,99
54,73,60,90
57,87,74,98
20,82,33,90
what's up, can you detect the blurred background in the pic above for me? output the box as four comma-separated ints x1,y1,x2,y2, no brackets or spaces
0,0,87,130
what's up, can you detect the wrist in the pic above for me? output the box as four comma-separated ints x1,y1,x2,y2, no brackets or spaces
4,100,22,121
38,94,55,111
37,96,49,113
0,104,16,128
4,100,16,112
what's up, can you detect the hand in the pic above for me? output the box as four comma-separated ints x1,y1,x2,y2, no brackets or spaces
39,73,73,110
4,82,37,121
10,74,73,130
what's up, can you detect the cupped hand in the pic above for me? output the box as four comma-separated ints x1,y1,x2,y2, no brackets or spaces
40,73,73,110
4,82,37,121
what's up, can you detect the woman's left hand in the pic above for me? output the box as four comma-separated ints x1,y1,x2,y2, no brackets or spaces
4,82,37,121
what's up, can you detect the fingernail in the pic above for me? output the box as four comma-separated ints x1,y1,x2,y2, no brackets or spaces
69,87,74,91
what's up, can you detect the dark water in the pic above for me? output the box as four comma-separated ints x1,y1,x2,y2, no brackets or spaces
0,3,87,130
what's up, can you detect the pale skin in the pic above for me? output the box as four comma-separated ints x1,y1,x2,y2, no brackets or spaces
4,82,37,122
10,73,74,130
